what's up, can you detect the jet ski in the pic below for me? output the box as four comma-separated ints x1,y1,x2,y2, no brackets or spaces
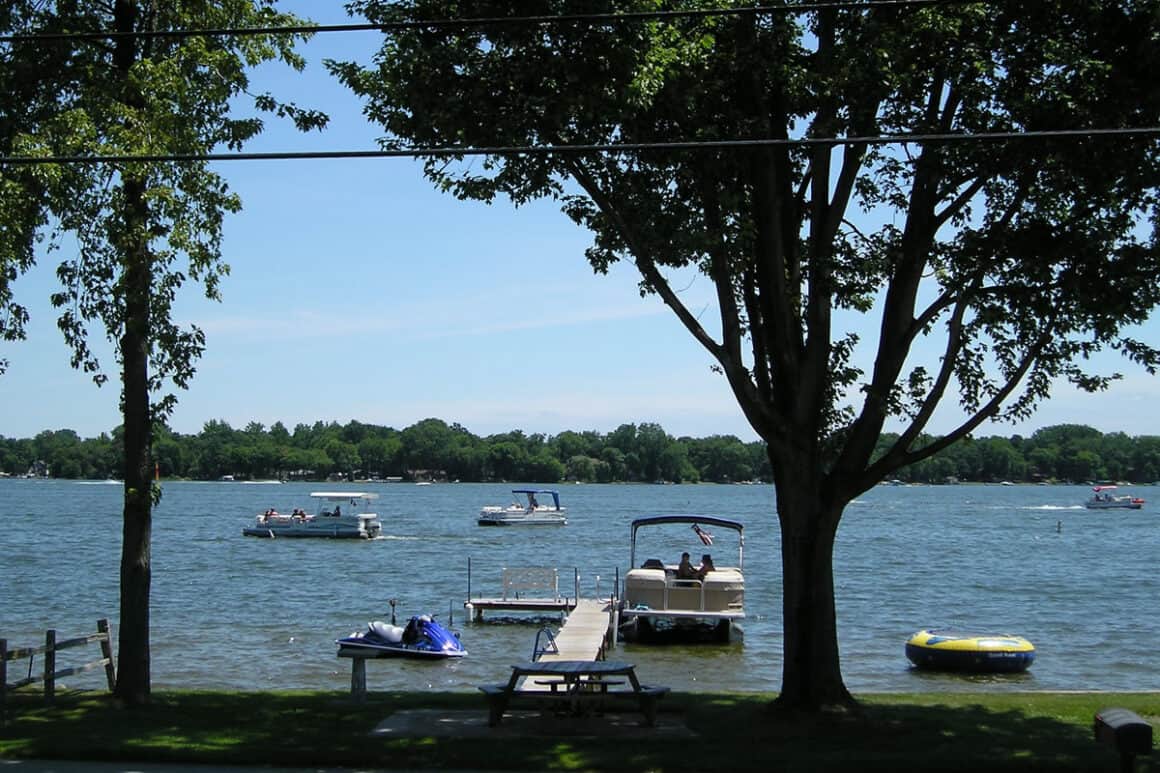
337,615,467,659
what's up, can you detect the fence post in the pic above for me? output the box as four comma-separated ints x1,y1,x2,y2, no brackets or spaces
611,567,620,646
44,629,56,702
97,619,116,691
1,638,8,725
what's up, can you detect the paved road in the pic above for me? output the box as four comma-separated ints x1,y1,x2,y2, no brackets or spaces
0,762,487,773
1,763,380,773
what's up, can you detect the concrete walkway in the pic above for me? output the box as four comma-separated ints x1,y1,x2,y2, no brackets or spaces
0,707,691,772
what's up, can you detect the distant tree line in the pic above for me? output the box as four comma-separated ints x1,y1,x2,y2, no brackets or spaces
0,418,768,484
885,424,1160,485
2,420,1158,485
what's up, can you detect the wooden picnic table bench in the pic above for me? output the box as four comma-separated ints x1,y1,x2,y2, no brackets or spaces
478,660,669,726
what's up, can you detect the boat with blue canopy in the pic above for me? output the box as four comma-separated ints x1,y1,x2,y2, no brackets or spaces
478,489,567,526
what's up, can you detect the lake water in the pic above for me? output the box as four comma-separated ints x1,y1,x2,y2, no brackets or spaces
2,479,1157,695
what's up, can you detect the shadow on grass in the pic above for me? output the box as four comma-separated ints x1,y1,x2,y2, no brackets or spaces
1,690,1155,771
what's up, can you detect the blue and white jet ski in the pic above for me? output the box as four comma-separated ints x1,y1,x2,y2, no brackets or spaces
336,615,467,659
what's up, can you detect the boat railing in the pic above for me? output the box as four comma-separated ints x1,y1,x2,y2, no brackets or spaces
663,577,709,612
624,570,743,613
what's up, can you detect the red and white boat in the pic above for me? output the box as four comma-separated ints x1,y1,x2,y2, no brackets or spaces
1084,485,1145,510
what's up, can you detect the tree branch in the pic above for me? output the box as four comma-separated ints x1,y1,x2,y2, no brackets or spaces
737,10,800,403
882,280,978,463
866,322,1056,482
696,157,744,366
564,155,778,437
933,174,986,231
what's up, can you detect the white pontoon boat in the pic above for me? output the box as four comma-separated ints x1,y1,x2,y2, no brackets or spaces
242,492,382,539
477,489,567,526
617,515,745,644
1084,485,1145,510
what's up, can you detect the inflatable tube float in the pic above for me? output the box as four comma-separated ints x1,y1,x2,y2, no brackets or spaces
905,629,1035,673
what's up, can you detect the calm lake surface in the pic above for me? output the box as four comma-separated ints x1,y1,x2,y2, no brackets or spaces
2,479,1157,695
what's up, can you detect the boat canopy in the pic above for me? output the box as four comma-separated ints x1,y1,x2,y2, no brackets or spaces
1092,485,1117,492
630,514,744,534
629,515,745,569
512,489,561,510
309,491,380,501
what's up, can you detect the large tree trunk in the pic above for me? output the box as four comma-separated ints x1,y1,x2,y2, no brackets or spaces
112,0,152,706
771,452,854,711
775,517,851,710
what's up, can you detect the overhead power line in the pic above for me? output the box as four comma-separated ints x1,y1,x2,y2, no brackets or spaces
2,126,1157,167
0,1,981,44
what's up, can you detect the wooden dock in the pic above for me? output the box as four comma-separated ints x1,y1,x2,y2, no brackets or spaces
465,596,576,620
536,599,612,662
517,599,614,691
464,565,580,621
464,563,617,690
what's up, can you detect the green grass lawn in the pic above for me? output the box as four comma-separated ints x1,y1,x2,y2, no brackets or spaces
1,690,1157,771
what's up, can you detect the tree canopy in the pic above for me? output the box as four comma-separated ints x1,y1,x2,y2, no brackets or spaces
333,0,1160,710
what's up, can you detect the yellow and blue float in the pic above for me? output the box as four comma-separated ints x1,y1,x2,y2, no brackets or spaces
905,629,1035,673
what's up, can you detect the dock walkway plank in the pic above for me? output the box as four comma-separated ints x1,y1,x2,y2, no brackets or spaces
520,599,612,691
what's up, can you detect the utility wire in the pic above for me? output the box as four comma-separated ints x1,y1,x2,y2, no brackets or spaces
0,0,983,43
2,126,1157,167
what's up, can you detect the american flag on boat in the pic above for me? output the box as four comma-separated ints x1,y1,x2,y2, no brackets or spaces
691,523,714,546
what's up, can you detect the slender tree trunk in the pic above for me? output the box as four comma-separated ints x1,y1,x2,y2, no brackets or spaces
771,451,854,711
117,325,152,706
115,175,152,705
112,0,152,706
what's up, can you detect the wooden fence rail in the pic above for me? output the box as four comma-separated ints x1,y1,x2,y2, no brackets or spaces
1,618,115,722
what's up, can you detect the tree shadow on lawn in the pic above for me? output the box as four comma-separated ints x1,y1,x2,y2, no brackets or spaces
0,691,1151,771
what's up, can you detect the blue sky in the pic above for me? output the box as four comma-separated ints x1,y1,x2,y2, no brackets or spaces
2,2,1159,443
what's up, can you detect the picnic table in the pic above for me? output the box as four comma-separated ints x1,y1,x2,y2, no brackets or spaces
478,659,669,726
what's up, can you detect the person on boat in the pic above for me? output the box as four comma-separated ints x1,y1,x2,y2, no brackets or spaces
696,554,716,579
527,493,539,512
333,505,341,517
676,552,697,580
402,615,428,646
